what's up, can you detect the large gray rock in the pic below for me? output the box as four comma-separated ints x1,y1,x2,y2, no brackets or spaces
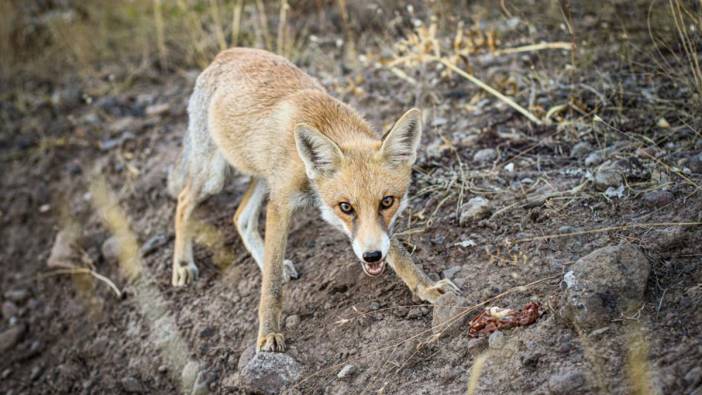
561,245,649,330
548,369,586,394
239,351,302,395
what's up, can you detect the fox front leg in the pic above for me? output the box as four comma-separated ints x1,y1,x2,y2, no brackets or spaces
387,239,461,304
256,200,291,352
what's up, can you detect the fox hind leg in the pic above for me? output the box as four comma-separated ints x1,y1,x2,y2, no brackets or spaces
233,178,298,281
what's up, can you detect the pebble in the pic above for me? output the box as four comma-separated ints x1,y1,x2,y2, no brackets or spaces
30,365,43,381
46,229,79,268
642,190,673,208
584,151,604,166
101,236,121,263
4,289,30,303
141,234,169,256
442,266,461,280
467,337,487,354
488,331,505,349
0,324,26,352
548,370,586,394
473,148,497,163
432,293,470,338
685,366,702,387
688,153,702,173
337,364,357,379
2,301,18,319
593,161,623,191
459,197,492,225
285,314,301,329
121,376,144,393
570,141,592,158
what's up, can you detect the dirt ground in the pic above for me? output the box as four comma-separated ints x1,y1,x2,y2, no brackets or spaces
1,1,701,394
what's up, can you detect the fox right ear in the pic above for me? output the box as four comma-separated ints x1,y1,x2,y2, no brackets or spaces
294,124,343,179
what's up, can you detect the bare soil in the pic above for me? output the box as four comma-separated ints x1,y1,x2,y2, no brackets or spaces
1,1,701,394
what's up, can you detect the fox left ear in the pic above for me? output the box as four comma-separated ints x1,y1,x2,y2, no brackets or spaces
380,108,422,167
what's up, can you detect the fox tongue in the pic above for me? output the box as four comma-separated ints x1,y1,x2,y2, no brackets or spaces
366,262,383,274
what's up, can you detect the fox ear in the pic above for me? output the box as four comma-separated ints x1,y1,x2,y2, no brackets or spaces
380,108,422,167
295,124,344,179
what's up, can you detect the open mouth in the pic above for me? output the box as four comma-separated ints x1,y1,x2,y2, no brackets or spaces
361,260,386,277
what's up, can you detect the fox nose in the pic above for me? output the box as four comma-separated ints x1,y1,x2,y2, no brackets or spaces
362,251,383,263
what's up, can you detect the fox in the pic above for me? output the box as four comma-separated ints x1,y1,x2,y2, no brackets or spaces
168,48,460,352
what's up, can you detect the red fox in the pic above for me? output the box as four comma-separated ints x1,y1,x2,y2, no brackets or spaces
168,48,460,352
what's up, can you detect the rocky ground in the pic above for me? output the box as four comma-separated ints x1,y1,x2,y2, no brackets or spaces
1,1,701,394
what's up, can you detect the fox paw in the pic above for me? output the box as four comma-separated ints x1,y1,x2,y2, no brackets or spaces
172,261,199,286
257,332,286,352
423,279,461,304
283,260,299,282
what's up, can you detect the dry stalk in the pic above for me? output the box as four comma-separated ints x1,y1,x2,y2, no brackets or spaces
254,0,272,50
231,0,244,47
209,0,228,51
492,41,572,56
40,268,123,298
466,351,490,395
276,0,289,56
428,56,543,125
152,0,168,69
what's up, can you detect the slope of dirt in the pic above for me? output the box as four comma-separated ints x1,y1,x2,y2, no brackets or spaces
2,2,701,394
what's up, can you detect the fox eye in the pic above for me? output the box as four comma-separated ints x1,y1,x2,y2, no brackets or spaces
339,202,354,215
380,196,395,209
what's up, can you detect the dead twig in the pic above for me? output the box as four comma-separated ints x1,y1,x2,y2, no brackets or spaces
39,268,123,298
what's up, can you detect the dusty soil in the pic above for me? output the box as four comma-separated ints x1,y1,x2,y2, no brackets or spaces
1,1,701,394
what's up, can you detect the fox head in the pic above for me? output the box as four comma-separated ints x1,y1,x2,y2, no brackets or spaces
294,108,421,277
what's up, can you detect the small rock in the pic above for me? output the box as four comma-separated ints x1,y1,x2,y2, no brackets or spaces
467,337,487,354
561,244,649,330
459,197,492,225
0,324,26,353
432,292,470,338
473,148,497,163
337,364,357,379
237,347,256,371
406,307,425,319
158,365,168,373
642,190,673,208
688,153,702,173
181,360,200,394
1,368,11,379
285,315,301,329
548,369,586,394
239,351,302,395
192,370,212,395
141,234,169,256
584,151,604,166
570,142,592,158
109,116,138,133
121,376,144,393
2,301,18,319
369,302,380,311
488,331,505,349
657,118,670,128
593,161,622,191
101,236,121,263
4,289,29,303
47,229,79,268
442,266,461,280
685,366,702,387
30,365,43,381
